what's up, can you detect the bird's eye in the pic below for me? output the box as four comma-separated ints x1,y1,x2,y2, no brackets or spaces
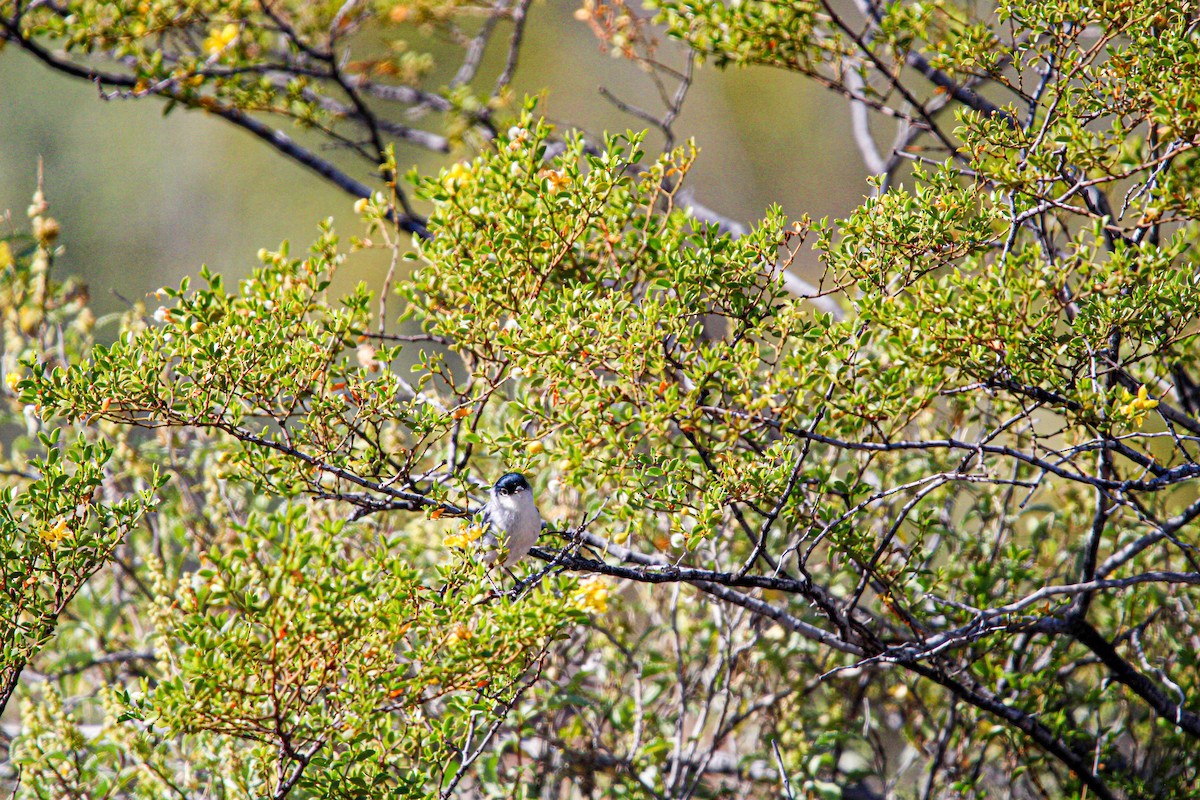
499,488,509,496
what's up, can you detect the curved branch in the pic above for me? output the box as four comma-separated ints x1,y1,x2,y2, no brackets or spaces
1070,618,1200,739
207,106,430,238
0,16,432,239
901,659,1118,800
529,539,864,656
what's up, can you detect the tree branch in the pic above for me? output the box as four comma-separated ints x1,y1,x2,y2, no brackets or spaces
1069,618,1200,739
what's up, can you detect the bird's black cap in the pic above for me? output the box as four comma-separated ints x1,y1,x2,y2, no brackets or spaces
494,472,531,495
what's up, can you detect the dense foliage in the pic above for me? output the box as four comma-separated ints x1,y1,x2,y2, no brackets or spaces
3,1,1200,798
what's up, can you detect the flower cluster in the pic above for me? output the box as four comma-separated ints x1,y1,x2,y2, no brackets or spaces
203,24,238,57
447,622,473,644
1118,384,1160,428
442,161,473,191
26,189,59,257
572,576,612,614
442,523,485,550
39,517,70,546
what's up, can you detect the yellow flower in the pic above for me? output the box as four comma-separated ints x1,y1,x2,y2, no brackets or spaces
442,161,472,191
442,531,467,548
1134,384,1159,411
39,517,71,546
4,372,19,393
1120,385,1160,428
203,23,239,57
443,523,486,550
447,622,473,644
573,576,612,614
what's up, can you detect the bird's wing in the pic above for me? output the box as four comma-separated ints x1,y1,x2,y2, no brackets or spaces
479,505,500,550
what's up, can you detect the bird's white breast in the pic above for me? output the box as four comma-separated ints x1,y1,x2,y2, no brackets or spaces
485,492,542,565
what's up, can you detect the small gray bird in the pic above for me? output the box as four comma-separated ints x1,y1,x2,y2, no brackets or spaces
479,472,543,566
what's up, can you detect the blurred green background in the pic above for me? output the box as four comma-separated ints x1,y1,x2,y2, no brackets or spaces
0,3,870,318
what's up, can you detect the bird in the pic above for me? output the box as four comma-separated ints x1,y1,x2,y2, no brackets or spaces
479,472,543,566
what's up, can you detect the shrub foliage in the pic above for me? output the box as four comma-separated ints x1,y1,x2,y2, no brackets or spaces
3,1,1200,798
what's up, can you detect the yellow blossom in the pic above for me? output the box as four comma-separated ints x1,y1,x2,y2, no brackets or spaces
5,372,19,392
1134,384,1159,411
442,161,472,191
1119,385,1160,428
447,622,473,644
39,517,71,546
203,23,239,57
442,523,486,549
573,576,611,614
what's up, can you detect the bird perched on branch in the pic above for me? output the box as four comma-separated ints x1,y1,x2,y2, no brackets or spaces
479,472,543,566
